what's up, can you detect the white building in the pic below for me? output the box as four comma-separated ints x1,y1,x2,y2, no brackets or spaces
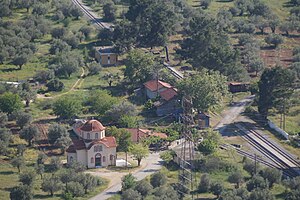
66,119,117,168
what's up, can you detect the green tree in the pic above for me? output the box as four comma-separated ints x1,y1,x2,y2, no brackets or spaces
129,143,149,166
178,12,246,81
134,180,153,196
88,61,102,75
258,66,295,119
48,156,62,173
12,53,31,70
197,139,218,155
0,92,23,114
59,169,77,188
249,188,274,200
0,112,8,127
103,1,116,22
177,71,228,112
243,159,260,177
121,173,136,191
34,163,45,179
124,49,155,86
19,170,36,185
260,168,282,187
66,181,85,197
246,175,268,191
20,125,40,146
11,156,25,173
228,171,243,188
17,144,26,156
41,175,62,196
16,111,32,129
150,172,167,188
124,0,177,47
78,173,98,194
198,173,210,193
47,123,69,145
86,90,118,114
55,135,72,154
153,185,179,200
121,188,142,200
210,182,223,198
160,150,176,166
53,98,82,119
46,79,64,92
265,34,284,48
10,184,32,200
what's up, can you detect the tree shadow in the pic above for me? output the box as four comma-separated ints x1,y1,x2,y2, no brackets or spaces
0,171,14,175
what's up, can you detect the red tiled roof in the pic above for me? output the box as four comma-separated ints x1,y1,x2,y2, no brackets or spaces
68,139,85,152
126,128,167,143
159,88,178,101
66,144,76,153
80,120,105,132
88,136,117,149
144,80,172,92
149,132,168,139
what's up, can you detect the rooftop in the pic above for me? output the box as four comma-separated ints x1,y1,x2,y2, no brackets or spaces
79,120,106,132
144,80,172,92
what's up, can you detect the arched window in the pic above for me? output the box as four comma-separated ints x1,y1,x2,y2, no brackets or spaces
95,133,99,139
69,156,73,163
110,155,114,160
87,133,90,139
103,156,106,162
99,145,102,151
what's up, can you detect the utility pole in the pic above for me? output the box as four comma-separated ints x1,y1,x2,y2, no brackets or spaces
254,154,257,175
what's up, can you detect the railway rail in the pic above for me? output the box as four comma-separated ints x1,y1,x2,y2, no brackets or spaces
221,144,292,177
235,123,300,177
72,0,106,29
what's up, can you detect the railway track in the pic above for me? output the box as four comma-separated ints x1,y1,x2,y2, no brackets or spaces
73,0,186,82
221,144,292,177
72,0,106,29
235,123,300,177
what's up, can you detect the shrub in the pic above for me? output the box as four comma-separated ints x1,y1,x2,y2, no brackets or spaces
46,79,64,92
198,173,210,193
150,172,167,188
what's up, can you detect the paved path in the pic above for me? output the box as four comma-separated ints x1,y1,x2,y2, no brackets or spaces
214,95,255,134
89,153,162,200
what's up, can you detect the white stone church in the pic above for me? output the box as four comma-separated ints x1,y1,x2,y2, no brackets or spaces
66,119,117,168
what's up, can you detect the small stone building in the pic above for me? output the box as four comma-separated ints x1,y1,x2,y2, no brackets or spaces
95,46,118,66
66,119,117,168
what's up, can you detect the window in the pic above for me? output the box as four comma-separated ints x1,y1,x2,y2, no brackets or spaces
107,56,110,64
91,157,94,163
93,145,102,152
87,133,90,139
110,155,114,160
95,133,99,139
103,156,106,162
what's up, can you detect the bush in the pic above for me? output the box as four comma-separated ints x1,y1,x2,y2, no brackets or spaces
46,79,64,92
19,170,36,185
134,180,153,196
265,34,284,48
150,172,167,188
66,181,85,197
198,173,210,193
121,189,142,200
122,173,136,191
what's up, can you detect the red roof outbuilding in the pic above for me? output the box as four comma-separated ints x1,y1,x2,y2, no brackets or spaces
159,88,178,101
